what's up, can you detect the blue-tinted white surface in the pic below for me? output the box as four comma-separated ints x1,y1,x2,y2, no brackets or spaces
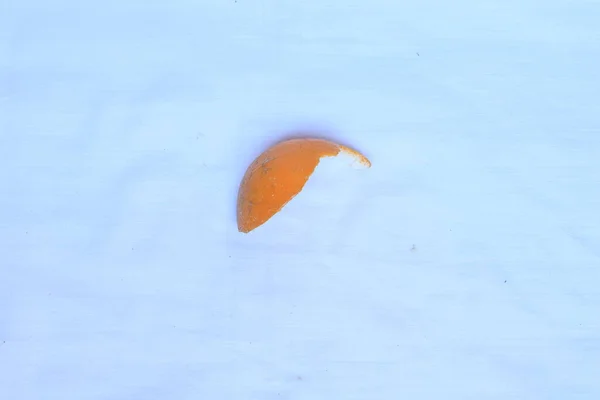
1,0,599,398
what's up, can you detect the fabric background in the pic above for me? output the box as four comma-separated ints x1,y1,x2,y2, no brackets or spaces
1,1,599,398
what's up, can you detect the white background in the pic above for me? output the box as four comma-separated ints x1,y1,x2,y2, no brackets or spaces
1,0,599,399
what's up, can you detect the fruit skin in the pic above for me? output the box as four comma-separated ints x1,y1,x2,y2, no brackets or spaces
236,137,370,233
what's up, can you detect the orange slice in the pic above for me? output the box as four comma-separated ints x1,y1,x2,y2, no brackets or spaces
237,137,371,233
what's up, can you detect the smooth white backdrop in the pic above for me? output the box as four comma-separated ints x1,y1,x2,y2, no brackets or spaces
1,0,599,399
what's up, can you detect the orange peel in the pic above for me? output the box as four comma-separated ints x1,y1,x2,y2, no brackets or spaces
237,137,371,233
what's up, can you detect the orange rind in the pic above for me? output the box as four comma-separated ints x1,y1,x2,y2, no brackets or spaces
237,137,371,233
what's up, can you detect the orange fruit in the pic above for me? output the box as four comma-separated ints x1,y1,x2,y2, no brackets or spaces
237,137,371,233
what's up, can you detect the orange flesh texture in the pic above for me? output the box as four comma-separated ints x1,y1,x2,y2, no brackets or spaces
237,138,343,233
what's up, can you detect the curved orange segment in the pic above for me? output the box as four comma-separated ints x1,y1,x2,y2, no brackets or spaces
237,138,370,233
